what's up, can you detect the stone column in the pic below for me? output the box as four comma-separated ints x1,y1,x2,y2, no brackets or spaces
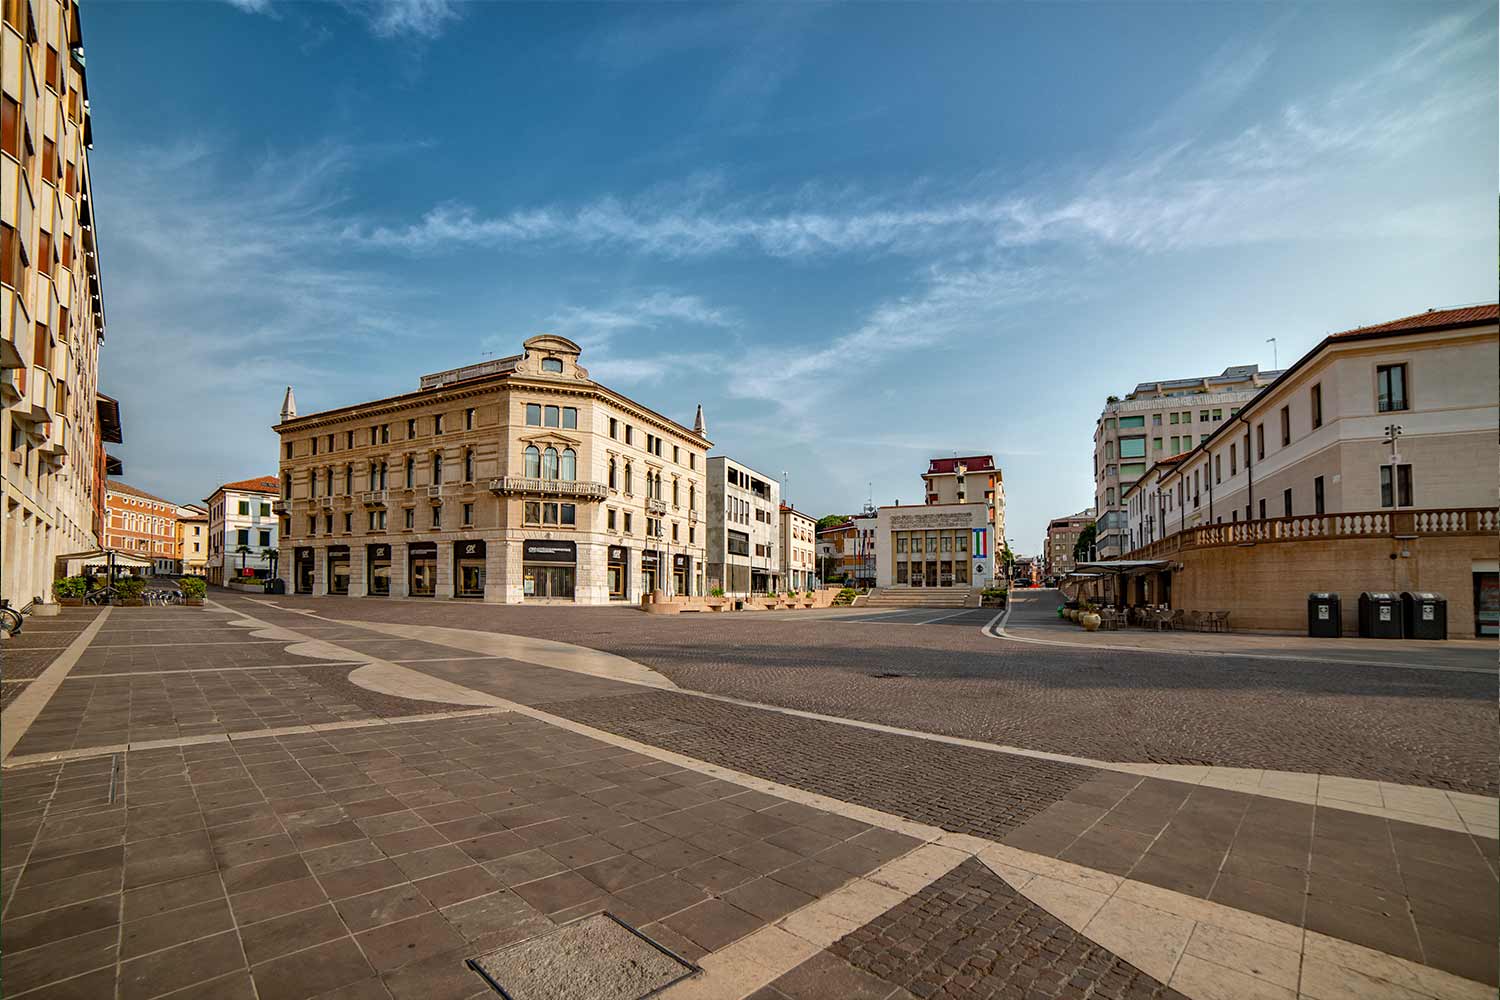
349,545,368,598
436,541,454,599
390,541,408,597
484,539,505,604
313,545,327,596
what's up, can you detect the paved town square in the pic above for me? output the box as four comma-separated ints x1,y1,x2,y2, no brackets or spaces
2,593,1494,1000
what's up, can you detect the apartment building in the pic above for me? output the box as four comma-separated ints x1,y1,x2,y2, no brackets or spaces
206,476,279,586
922,455,1004,575
1121,304,1498,635
779,504,817,592
816,512,877,588
177,503,208,576
705,456,780,596
104,481,178,575
1044,507,1094,578
274,335,710,603
1093,365,1280,558
2,0,119,607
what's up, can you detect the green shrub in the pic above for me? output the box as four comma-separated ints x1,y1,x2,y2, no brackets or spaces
115,578,147,601
52,576,87,599
710,586,725,597
178,577,207,599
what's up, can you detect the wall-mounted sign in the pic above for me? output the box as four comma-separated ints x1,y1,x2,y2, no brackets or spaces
524,540,576,564
295,547,314,560
368,544,391,559
891,512,974,529
457,540,486,560
641,550,660,566
673,554,689,568
609,546,628,561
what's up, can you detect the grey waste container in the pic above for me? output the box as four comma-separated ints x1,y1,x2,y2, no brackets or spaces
1358,592,1404,638
1401,592,1447,640
1307,593,1341,637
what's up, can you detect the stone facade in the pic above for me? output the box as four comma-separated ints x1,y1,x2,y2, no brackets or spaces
874,502,993,589
705,456,779,596
779,503,817,592
2,0,116,606
273,335,709,604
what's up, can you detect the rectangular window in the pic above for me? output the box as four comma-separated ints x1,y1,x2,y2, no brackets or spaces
0,95,17,159
462,502,473,526
1212,409,1222,421
1169,412,1179,425
465,408,475,430
381,424,390,444
1152,437,1162,452
1256,424,1265,460
544,405,560,427
1280,406,1290,447
308,516,317,535
624,512,632,533
1282,488,1292,517
607,508,616,530
434,413,445,434
1380,464,1413,507
407,419,416,438
311,437,318,455
609,417,618,438
237,529,249,546
625,426,633,445
238,501,250,515
431,504,442,529
1314,476,1325,515
1376,364,1408,412
1119,415,1145,429
1214,454,1221,483
1152,413,1162,426
404,508,414,529
260,503,271,517
1230,444,1237,476
326,514,334,533
0,223,18,288
562,407,577,429
259,530,271,546
1119,437,1146,459
1259,499,1266,519
37,229,53,277
525,501,541,524
1310,384,1323,428
1199,410,1209,422
41,138,56,183
673,520,680,541
526,403,541,426
369,510,386,530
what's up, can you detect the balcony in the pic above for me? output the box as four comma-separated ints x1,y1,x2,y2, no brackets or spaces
688,509,699,524
319,496,335,511
1,365,25,403
1125,508,1499,561
361,490,387,508
272,499,290,515
647,497,668,515
489,477,608,501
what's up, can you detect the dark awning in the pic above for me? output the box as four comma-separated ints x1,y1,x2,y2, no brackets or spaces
97,392,123,443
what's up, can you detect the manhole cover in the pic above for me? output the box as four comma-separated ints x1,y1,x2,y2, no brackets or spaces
468,912,698,1000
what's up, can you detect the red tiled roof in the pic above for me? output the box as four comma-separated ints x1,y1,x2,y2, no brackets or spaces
1154,454,1187,465
214,476,281,496
1330,304,1497,339
106,480,172,505
925,455,996,475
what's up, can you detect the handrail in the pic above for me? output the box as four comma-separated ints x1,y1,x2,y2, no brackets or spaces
489,477,608,500
1125,507,1496,560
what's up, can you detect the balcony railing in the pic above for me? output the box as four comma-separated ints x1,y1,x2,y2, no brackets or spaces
1125,507,1498,561
361,490,387,507
489,477,608,500
647,497,668,515
272,499,290,514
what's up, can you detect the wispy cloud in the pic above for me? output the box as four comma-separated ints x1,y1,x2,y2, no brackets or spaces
222,0,461,39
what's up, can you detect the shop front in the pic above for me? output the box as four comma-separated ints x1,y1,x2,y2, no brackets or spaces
408,543,437,597
294,547,315,595
608,545,630,601
672,553,691,596
367,544,392,597
523,539,576,600
326,546,351,595
454,540,486,599
641,550,661,595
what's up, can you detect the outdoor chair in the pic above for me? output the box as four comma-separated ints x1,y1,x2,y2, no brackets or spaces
1204,610,1231,632
1181,610,1203,631
1168,609,1186,630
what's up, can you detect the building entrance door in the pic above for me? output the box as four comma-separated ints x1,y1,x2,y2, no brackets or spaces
924,563,938,587
327,548,350,595
409,544,436,596
608,546,629,601
454,540,486,599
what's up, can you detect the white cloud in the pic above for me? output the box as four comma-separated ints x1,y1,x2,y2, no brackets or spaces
222,0,461,39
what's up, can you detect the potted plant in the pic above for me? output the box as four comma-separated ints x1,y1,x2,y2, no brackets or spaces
114,578,147,607
178,576,207,607
52,576,87,606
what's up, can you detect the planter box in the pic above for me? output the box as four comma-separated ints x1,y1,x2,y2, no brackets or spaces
57,597,83,607
185,598,204,607
120,598,145,607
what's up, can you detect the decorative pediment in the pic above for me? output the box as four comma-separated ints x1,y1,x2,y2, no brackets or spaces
518,334,590,381
519,431,583,448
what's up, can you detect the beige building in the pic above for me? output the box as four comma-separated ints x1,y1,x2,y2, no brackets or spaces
2,0,118,607
922,455,1004,576
177,503,207,576
274,335,710,604
779,503,817,591
1044,507,1094,578
874,501,994,590
705,455,779,596
1119,304,1498,636
1093,365,1280,559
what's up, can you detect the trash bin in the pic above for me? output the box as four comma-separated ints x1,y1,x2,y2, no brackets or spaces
1358,592,1404,638
1307,593,1341,637
1401,592,1447,640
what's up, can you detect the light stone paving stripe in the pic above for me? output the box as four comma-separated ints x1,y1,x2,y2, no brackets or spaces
59,661,368,678
254,600,1500,836
1,607,111,760
985,602,1498,676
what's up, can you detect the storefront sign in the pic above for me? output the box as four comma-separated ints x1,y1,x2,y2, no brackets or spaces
295,547,314,560
609,546,628,562
524,540,576,564
408,542,437,555
456,540,486,560
641,550,660,567
891,512,973,529
673,554,689,569
368,544,391,560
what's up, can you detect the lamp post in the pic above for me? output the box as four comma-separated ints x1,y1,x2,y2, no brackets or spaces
1384,424,1403,507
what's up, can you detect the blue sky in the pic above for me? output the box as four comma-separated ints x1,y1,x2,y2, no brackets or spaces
86,0,1495,552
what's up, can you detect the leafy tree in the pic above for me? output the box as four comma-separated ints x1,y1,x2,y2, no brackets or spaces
816,514,850,529
1073,523,1097,563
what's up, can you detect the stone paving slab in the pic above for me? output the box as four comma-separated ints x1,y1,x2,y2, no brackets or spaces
1001,772,1500,985
0,713,927,1000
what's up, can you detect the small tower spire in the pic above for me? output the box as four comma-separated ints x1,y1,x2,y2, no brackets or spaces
280,386,297,421
693,403,706,437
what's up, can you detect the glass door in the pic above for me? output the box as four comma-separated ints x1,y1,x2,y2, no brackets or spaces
457,563,485,598
608,564,626,600
409,555,436,596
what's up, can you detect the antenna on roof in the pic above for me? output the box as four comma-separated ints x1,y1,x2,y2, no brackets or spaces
1265,337,1278,369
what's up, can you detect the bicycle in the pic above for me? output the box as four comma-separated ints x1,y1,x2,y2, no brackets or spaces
0,600,22,637
85,586,116,606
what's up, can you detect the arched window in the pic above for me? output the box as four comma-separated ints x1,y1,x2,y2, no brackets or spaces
345,464,353,494
379,462,388,489
369,462,378,490
432,453,443,484
672,479,679,506
404,457,414,489
608,458,617,489
689,483,695,511
525,445,540,479
542,446,559,480
624,462,632,494
541,358,563,373
282,473,291,499
464,449,474,482
560,448,576,481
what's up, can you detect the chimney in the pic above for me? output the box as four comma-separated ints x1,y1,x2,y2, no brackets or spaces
280,386,297,421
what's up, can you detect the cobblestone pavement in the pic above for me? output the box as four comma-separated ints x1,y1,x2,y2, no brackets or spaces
0,713,926,1000
791,857,1186,1000
259,593,1498,795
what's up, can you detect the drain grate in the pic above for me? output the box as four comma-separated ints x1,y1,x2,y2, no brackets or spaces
468,912,698,1000
869,671,907,678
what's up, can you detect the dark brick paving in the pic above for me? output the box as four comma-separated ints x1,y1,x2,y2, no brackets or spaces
0,608,97,680
1004,773,1500,985
252,593,1499,795
542,690,1093,841
0,714,920,1000
799,857,1189,1000
1,682,26,710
